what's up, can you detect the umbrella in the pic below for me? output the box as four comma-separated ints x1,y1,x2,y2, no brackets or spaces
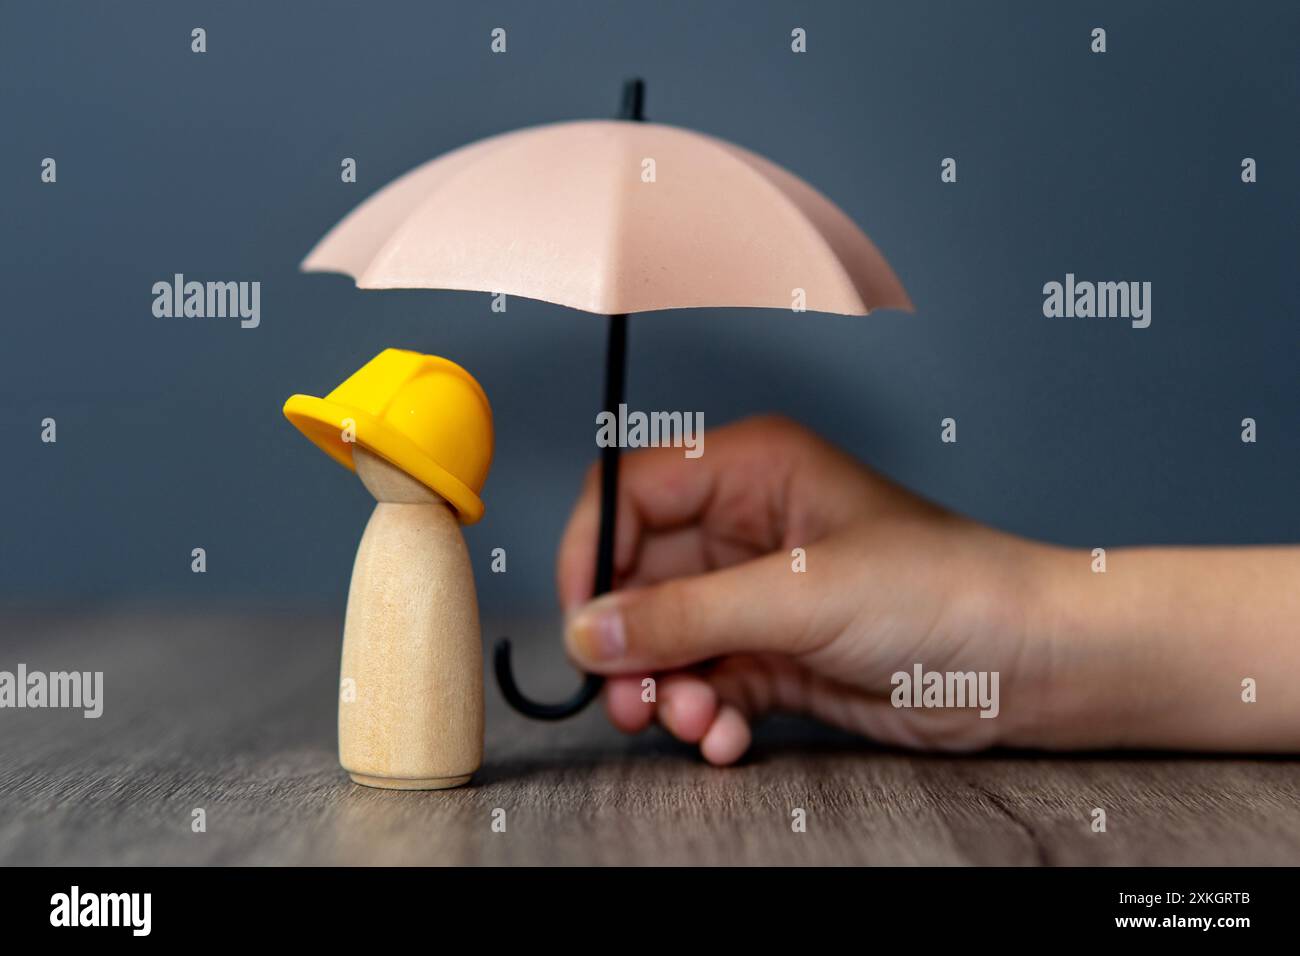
303,79,913,720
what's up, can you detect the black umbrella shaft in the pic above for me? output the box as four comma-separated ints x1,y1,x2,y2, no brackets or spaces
597,73,638,596
620,78,645,121
493,78,645,721
594,314,627,596
492,314,625,721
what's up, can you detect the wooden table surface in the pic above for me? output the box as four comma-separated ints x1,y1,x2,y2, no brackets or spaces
2,609,1297,866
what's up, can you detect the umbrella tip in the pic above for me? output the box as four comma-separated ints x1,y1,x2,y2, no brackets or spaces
619,78,645,122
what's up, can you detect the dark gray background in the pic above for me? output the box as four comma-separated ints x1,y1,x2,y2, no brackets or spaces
3,0,1297,617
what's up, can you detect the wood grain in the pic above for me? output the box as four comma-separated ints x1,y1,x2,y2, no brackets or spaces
0,610,1297,865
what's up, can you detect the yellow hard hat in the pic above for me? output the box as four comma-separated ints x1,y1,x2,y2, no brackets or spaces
283,349,493,523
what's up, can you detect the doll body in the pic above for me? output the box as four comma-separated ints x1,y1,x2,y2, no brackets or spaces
338,447,484,789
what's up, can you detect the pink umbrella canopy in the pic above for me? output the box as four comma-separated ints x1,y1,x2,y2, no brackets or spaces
303,123,911,317
302,80,912,720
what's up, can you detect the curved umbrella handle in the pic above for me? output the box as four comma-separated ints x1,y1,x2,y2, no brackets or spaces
493,643,606,721
492,80,645,721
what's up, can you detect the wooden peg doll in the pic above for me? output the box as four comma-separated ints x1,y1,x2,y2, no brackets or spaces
284,349,493,789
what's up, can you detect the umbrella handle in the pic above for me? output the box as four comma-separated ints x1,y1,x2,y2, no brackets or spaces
492,80,645,721
492,644,606,721
493,312,627,719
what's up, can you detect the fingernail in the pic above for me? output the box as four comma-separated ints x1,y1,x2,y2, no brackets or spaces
567,596,626,663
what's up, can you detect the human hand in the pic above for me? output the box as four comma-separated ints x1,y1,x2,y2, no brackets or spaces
557,416,1068,763
558,416,1300,763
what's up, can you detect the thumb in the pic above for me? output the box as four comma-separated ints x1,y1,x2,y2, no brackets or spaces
564,551,826,673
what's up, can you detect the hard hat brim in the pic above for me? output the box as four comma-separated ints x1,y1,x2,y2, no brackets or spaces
283,394,485,524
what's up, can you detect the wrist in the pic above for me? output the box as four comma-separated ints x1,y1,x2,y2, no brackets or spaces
933,526,1103,749
1012,544,1300,751
1002,542,1154,749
